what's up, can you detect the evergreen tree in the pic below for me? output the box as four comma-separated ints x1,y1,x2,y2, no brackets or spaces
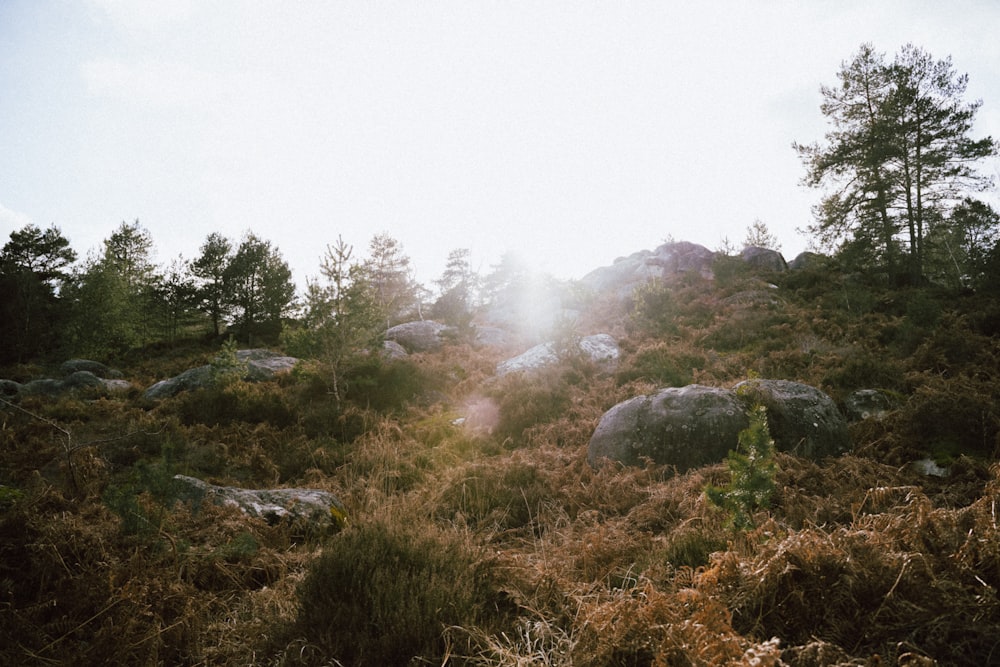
284,236,383,406
223,233,296,342
795,43,997,282
0,224,77,362
432,248,480,327
363,233,419,329
190,232,233,336
151,255,199,344
64,221,159,357
705,405,777,530
742,219,781,251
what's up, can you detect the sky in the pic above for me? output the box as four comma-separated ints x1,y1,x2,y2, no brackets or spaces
2,1,999,289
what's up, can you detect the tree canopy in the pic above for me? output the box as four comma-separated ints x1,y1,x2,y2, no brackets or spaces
795,43,997,283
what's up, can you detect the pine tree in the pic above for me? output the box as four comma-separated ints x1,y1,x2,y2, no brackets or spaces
705,405,777,530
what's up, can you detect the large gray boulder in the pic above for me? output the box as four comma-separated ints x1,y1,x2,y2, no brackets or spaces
172,475,348,532
59,359,122,379
473,325,511,348
381,339,409,361
733,379,850,459
741,246,787,272
497,333,620,376
581,241,716,296
144,365,214,400
0,379,22,397
3,369,129,398
588,385,749,470
237,349,299,380
788,252,828,271
143,349,299,400
385,320,453,353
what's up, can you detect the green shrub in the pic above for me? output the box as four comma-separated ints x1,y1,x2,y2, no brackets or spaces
616,342,706,387
293,521,508,665
705,405,777,530
344,357,433,412
174,380,296,428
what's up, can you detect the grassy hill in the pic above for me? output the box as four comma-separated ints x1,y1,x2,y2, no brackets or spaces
2,256,1000,665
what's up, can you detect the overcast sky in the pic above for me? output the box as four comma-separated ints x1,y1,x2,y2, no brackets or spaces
2,1,999,287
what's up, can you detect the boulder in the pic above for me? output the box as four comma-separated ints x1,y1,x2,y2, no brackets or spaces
578,333,621,370
741,246,787,272
143,349,299,400
237,349,299,380
385,320,453,353
496,342,557,376
588,385,749,470
733,379,850,459
497,333,620,376
843,389,900,422
0,379,23,397
144,365,213,400
62,370,106,391
473,325,510,348
172,475,348,532
788,252,828,271
18,378,65,397
2,371,128,398
581,241,716,296
381,339,409,360
60,359,122,379
101,379,132,393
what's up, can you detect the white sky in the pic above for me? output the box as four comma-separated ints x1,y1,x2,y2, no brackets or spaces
2,0,999,287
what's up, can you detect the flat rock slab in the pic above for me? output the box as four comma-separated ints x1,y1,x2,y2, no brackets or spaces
173,475,348,532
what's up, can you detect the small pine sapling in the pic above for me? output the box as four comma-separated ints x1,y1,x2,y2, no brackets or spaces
705,404,777,530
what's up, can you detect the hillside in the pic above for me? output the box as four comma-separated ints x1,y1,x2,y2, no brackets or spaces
2,244,1000,666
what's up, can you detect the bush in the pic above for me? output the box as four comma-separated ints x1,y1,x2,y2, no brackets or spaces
292,521,509,665
487,369,571,445
436,458,551,531
615,341,706,387
173,380,297,428
705,404,777,530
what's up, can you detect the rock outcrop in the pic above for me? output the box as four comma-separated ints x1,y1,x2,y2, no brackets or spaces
589,380,851,469
788,252,828,271
172,475,348,532
843,389,900,423
733,379,850,460
385,320,453,353
581,241,716,296
588,385,749,470
497,333,620,376
143,349,299,400
1,361,131,399
59,359,123,378
741,246,788,272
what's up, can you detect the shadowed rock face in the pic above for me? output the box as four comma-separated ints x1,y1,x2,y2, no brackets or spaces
588,385,749,470
385,320,453,353
589,380,850,469
580,241,717,296
741,246,788,272
733,379,850,460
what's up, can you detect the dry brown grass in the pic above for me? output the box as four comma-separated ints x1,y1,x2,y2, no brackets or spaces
5,276,1000,665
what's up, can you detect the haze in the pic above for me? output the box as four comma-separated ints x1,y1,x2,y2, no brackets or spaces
2,0,999,286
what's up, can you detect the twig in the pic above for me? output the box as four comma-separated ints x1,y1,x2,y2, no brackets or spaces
0,396,162,493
